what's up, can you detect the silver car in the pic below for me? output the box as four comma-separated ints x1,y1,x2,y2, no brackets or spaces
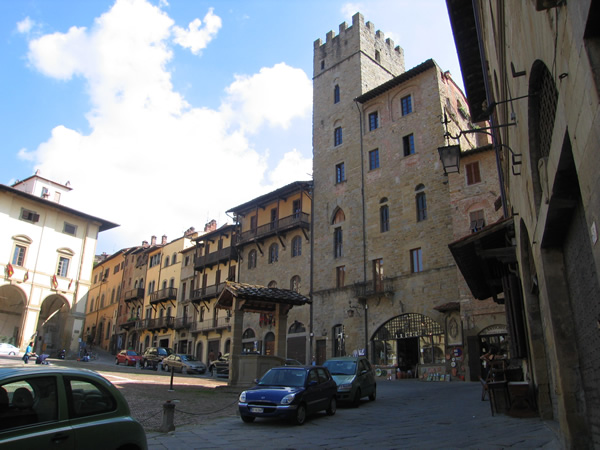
0,367,147,449
323,356,377,406
162,354,207,375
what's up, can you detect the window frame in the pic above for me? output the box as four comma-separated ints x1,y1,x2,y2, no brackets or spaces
333,227,343,258
291,236,302,257
334,85,340,104
403,134,415,156
335,162,345,184
401,95,413,115
56,256,70,278
12,244,27,267
380,204,390,232
369,149,380,170
465,161,482,185
334,127,343,146
268,243,279,264
416,189,427,222
63,222,77,236
368,111,379,131
410,248,423,273
336,265,345,288
248,249,257,269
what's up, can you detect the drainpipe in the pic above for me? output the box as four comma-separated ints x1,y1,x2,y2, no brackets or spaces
309,184,314,362
355,99,369,359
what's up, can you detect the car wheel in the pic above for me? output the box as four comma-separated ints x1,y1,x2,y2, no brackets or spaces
369,386,377,401
241,415,255,423
115,358,119,365
9,351,15,356
144,360,150,369
326,397,337,416
352,388,362,407
293,404,307,425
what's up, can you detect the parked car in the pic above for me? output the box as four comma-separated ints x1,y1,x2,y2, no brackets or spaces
115,350,142,366
162,354,207,374
238,365,337,425
141,347,173,370
323,356,376,406
208,353,230,377
0,343,20,356
0,366,147,450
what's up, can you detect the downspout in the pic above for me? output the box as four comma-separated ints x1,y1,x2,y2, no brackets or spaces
355,99,369,359
71,222,89,352
472,0,509,219
309,183,314,362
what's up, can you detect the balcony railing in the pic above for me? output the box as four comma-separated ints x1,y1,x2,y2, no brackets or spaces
174,317,193,330
123,288,145,303
118,315,140,330
353,278,395,299
190,316,231,334
190,283,226,302
149,287,177,305
236,212,310,245
194,246,237,271
135,316,175,331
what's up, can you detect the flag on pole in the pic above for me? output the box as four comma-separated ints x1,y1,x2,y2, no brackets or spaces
23,271,29,282
68,279,73,289
6,263,14,278
51,275,58,289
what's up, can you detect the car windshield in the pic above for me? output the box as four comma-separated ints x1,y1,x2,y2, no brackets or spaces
323,360,357,375
126,351,138,356
258,369,306,387
181,355,197,361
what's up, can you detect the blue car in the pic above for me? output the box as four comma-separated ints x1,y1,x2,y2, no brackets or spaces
238,366,337,425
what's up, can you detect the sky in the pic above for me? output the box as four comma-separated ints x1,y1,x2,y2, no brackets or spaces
0,0,463,255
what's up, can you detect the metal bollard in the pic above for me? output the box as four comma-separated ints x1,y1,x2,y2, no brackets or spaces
160,400,176,433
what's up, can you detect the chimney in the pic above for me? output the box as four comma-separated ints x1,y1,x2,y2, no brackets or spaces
151,236,157,246
162,235,167,245
142,240,149,248
204,220,217,232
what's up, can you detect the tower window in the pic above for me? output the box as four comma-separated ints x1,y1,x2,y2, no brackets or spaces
336,162,345,184
334,85,340,104
369,149,380,170
465,161,481,185
368,111,379,131
334,127,343,146
401,95,413,115
403,134,415,156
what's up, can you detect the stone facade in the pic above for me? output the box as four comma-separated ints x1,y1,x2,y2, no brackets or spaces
447,0,600,447
311,13,505,379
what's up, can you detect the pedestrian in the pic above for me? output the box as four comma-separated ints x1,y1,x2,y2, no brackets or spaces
23,342,33,364
209,350,215,363
311,356,316,366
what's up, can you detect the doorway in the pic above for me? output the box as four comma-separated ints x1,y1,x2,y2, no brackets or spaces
397,337,419,373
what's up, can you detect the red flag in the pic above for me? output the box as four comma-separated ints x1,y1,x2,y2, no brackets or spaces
51,275,58,289
23,271,29,282
6,263,14,278
68,279,73,289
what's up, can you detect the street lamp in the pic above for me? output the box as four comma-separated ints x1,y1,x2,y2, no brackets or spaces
437,145,461,175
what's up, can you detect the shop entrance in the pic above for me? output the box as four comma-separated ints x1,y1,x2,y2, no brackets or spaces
397,337,419,374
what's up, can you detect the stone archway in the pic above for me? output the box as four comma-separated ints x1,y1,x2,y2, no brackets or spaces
36,294,70,357
0,284,27,346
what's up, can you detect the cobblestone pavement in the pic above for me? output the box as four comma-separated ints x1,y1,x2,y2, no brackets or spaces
1,352,563,449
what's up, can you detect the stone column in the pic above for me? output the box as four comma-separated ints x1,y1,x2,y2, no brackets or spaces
274,303,288,358
228,298,244,386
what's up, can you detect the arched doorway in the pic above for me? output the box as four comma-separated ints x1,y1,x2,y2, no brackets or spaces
0,284,27,346
264,332,275,356
287,320,306,363
196,341,203,361
242,328,258,353
36,294,69,357
371,313,445,377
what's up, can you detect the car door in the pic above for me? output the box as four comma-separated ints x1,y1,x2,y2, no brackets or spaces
358,359,375,396
315,368,333,411
302,369,323,414
0,375,75,450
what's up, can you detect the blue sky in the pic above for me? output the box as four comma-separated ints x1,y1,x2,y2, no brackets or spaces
0,0,463,254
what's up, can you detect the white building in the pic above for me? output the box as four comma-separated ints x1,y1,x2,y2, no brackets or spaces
0,174,117,356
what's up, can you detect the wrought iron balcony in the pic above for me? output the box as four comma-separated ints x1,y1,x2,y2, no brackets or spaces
190,316,231,334
174,317,193,330
194,246,237,271
236,212,310,245
136,316,175,331
123,288,145,303
190,283,226,302
353,278,395,299
149,287,177,305
118,315,140,330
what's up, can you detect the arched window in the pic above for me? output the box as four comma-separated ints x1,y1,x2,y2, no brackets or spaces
334,227,343,258
290,275,301,293
416,184,427,222
333,324,345,357
291,236,302,257
100,294,105,309
268,280,277,288
243,328,256,339
288,321,306,334
248,249,257,269
332,207,345,224
334,84,340,104
162,280,167,290
172,253,177,264
111,288,116,304
164,256,170,267
268,243,278,264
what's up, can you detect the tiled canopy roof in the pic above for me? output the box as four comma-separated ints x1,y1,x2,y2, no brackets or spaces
216,281,310,314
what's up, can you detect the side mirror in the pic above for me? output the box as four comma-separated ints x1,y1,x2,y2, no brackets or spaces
309,380,318,387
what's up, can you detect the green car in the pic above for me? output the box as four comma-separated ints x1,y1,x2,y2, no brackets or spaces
323,356,377,407
0,367,147,450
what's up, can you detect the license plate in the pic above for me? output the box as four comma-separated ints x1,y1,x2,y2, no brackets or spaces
250,407,264,413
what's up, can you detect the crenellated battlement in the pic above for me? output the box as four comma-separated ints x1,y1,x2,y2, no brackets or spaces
313,12,404,78
313,13,402,58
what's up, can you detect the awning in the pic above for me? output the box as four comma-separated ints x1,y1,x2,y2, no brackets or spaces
448,217,515,301
433,302,460,312
216,281,311,315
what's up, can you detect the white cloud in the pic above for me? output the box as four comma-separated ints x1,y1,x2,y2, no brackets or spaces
19,0,312,252
17,17,35,34
173,8,221,55
223,63,312,134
